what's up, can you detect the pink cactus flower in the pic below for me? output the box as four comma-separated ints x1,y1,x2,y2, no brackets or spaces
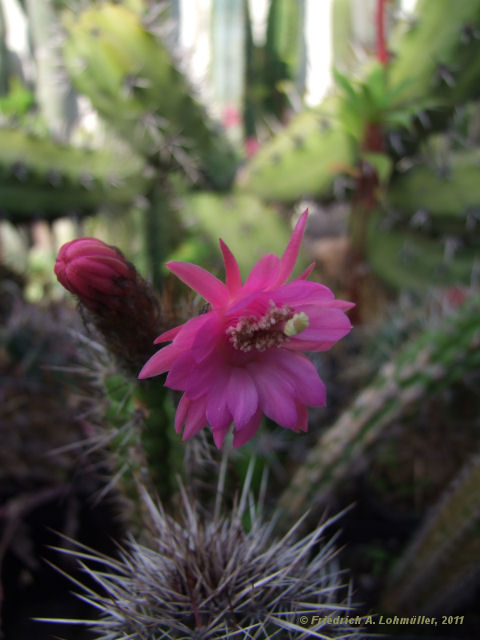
139,210,354,449
54,237,134,311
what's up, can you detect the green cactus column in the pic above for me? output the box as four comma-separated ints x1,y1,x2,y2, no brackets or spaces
63,2,238,190
0,128,151,223
278,295,480,527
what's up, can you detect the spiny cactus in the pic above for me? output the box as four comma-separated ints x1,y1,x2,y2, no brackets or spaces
279,294,480,524
366,213,478,291
387,146,480,227
62,2,237,189
175,191,295,274
54,236,182,505
0,128,151,222
382,452,480,615
45,474,366,639
239,103,353,201
389,0,480,108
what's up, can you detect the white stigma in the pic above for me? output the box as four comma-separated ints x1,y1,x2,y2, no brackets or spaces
284,312,309,337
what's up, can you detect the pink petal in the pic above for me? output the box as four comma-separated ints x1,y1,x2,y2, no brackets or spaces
330,299,356,311
212,426,230,449
154,325,182,344
138,344,179,379
191,313,221,362
271,280,334,306
159,314,212,348
175,394,190,434
184,352,222,400
166,261,228,307
182,397,207,440
295,402,309,432
266,350,326,406
219,239,242,294
206,369,232,431
248,363,297,429
232,409,263,448
165,351,195,389
274,208,308,286
295,262,316,281
227,368,259,428
286,306,353,351
243,254,280,292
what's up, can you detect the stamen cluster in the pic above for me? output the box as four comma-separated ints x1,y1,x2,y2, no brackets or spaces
226,302,294,352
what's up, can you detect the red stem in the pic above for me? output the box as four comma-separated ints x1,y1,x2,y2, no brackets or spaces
376,0,389,66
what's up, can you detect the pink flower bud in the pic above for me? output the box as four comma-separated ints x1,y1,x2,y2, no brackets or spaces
55,237,163,374
55,237,134,311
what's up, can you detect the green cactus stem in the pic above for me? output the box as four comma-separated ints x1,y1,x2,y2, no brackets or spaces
366,213,478,291
278,295,480,525
62,3,237,189
388,147,480,225
389,0,480,107
0,128,151,222
240,103,353,201
381,453,480,615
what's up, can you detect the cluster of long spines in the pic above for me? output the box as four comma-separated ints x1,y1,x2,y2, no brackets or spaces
45,478,365,639
279,295,480,525
240,104,353,201
381,453,480,615
0,128,151,222
62,3,237,190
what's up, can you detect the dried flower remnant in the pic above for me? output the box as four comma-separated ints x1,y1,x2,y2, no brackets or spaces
55,237,162,373
139,210,354,448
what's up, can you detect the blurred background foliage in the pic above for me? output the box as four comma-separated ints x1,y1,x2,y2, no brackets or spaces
1,0,480,638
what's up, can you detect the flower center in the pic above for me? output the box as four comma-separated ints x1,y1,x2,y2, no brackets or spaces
226,302,308,352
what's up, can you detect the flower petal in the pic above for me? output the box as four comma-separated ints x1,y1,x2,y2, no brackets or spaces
274,208,308,286
295,262,316,281
182,397,207,440
206,369,232,431
295,402,309,432
289,306,353,351
154,325,182,344
227,368,259,428
271,280,334,306
212,425,230,449
191,313,221,362
243,254,280,292
138,344,179,379
166,261,228,307
248,362,297,429
174,394,190,434
219,239,242,294
267,350,326,406
166,351,195,389
160,314,213,348
232,409,263,448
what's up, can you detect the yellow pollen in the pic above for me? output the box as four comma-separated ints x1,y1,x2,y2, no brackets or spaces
284,312,309,337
